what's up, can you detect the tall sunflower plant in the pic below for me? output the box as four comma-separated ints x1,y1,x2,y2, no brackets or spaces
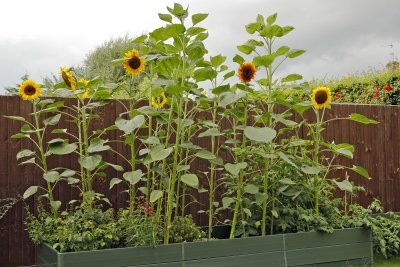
220,13,312,238
45,67,119,206
287,86,379,216
5,80,66,215
111,3,212,244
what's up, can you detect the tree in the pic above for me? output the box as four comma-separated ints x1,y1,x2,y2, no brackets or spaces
82,35,139,83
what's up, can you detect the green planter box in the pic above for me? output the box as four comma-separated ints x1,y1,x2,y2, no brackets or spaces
37,227,373,267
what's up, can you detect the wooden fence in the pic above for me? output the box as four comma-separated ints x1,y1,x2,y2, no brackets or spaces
0,96,399,266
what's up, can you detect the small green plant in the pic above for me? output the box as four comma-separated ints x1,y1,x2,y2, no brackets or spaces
117,197,163,247
168,215,205,243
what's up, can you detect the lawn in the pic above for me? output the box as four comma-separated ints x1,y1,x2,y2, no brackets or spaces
375,256,400,266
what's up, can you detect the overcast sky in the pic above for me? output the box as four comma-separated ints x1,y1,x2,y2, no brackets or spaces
0,0,399,94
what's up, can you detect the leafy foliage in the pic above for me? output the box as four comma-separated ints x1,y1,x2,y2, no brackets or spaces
168,215,205,243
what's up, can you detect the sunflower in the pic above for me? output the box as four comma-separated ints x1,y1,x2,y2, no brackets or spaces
60,67,77,90
79,79,90,99
238,62,256,83
123,49,145,76
152,92,167,109
311,87,331,109
18,80,41,101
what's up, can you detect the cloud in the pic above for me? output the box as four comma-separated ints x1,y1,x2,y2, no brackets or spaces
0,0,399,93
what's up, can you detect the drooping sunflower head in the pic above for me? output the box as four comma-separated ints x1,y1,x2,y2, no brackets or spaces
60,67,77,90
238,62,256,83
311,87,332,109
152,92,167,109
18,80,41,101
123,49,145,76
79,79,90,99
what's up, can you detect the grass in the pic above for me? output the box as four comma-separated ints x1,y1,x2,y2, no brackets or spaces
374,255,400,267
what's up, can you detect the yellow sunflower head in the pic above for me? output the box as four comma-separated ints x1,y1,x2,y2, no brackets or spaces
79,79,90,99
123,49,145,76
311,87,332,109
152,92,167,109
238,62,256,83
18,80,41,101
60,67,77,90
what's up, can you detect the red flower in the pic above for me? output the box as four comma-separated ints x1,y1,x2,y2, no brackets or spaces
384,85,392,91
372,91,380,99
333,91,342,101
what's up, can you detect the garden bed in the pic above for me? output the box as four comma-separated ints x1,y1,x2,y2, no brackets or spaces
37,227,373,267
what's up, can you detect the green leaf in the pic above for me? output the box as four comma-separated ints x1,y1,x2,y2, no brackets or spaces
253,55,274,68
223,71,235,80
181,174,199,188
281,74,303,83
43,114,61,126
43,171,60,183
233,54,245,64
115,115,145,135
79,155,102,171
193,67,217,82
212,84,231,95
50,200,61,212
158,13,172,23
222,197,235,209
275,46,291,57
23,186,39,199
237,44,255,55
4,115,26,122
195,150,216,160
107,163,124,172
260,25,282,38
187,27,206,36
266,13,278,24
123,170,144,185
150,190,163,203
348,113,379,124
88,138,111,153
49,142,77,155
244,184,259,194
150,24,185,41
225,162,247,176
278,152,298,168
150,147,173,161
11,133,29,139
16,149,35,160
279,178,296,185
60,169,75,177
351,165,371,179
334,148,353,159
244,126,276,143
334,180,353,192
301,166,323,175
192,13,208,25
132,35,147,44
210,55,226,68
255,193,268,206
286,49,306,58
198,128,222,138
245,22,261,34
271,210,279,218
51,129,68,134
109,178,123,189
67,178,80,185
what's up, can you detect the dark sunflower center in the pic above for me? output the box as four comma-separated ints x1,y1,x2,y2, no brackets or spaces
243,67,253,79
315,90,328,104
24,85,36,96
128,56,141,69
